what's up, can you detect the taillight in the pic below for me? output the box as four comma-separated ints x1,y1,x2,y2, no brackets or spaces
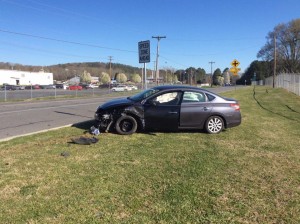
230,103,240,111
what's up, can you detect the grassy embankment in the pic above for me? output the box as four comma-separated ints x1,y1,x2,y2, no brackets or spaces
0,86,299,223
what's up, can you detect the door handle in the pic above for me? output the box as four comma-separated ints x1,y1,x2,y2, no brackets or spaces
203,107,211,111
168,111,178,114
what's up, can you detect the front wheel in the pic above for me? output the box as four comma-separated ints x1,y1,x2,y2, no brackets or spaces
115,115,137,135
205,116,224,134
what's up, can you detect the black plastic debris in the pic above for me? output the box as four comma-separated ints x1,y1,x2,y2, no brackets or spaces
71,136,99,145
61,151,70,157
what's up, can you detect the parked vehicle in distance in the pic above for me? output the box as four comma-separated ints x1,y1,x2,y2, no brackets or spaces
25,84,41,90
79,83,98,89
40,84,56,89
1,84,17,90
110,80,117,85
15,85,25,90
68,85,83,90
55,83,69,90
94,85,242,135
79,83,89,89
0,84,25,90
111,84,129,92
87,84,97,89
128,85,138,90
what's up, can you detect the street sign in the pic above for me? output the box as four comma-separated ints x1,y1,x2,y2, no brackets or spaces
231,59,240,67
230,67,241,76
138,40,150,63
230,59,241,76
230,67,241,73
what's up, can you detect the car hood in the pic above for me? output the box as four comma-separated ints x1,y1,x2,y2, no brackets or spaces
99,97,133,110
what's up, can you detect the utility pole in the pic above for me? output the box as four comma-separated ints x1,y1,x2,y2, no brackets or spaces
108,56,113,80
152,61,156,79
209,61,215,86
273,35,276,88
152,36,166,85
108,56,113,92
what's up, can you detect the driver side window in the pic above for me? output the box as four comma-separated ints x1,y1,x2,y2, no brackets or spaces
152,91,181,105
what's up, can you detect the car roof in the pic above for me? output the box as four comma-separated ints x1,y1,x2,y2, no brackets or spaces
151,85,218,96
152,85,205,91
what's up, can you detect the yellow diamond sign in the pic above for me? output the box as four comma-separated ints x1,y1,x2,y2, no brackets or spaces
230,67,241,76
231,59,240,67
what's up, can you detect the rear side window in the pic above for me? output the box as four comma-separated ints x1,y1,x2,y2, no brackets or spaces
206,93,216,101
182,91,206,103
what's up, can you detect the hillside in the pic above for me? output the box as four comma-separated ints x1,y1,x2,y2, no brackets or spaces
0,62,141,81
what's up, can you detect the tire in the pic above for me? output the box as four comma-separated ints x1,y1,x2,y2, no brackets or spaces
205,116,224,134
115,115,138,135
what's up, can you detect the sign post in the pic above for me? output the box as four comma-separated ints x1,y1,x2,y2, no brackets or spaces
138,40,150,89
230,59,241,76
230,59,241,90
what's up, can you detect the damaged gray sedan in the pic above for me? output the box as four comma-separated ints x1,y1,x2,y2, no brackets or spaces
94,85,241,135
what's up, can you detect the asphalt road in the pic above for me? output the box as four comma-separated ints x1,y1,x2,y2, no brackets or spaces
0,97,114,141
0,86,242,141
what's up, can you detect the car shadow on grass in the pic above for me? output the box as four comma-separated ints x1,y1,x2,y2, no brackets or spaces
71,120,96,131
145,129,207,136
71,120,208,136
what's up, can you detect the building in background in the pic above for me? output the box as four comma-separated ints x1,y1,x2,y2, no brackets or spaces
0,69,53,85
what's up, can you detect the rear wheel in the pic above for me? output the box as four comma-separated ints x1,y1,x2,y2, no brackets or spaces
115,115,137,135
205,116,224,134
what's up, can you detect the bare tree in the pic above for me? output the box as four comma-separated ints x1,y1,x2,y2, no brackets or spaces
257,19,300,73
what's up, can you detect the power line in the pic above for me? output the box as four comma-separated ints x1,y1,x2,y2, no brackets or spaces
167,37,264,42
2,0,153,37
0,40,104,60
0,29,137,53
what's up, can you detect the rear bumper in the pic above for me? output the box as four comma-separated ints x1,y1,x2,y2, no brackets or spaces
226,113,242,128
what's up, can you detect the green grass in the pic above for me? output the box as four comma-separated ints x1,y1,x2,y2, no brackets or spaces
0,86,299,223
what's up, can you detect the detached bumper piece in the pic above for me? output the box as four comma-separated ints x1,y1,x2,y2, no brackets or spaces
71,137,99,145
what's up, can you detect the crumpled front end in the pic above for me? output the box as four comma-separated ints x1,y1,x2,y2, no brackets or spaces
94,105,145,133
94,108,115,132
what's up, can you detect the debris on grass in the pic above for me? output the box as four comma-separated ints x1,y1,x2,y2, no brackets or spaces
71,136,99,145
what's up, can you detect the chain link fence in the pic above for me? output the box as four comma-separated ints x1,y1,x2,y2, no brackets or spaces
265,73,300,96
0,84,147,102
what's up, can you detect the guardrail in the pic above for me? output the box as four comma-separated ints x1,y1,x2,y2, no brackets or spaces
265,73,300,96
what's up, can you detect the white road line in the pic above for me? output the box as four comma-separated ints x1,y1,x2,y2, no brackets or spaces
0,124,73,142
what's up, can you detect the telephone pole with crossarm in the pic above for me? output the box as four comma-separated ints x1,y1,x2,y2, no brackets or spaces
152,36,166,85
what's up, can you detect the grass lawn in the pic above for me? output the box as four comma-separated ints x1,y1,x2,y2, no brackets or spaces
0,86,299,223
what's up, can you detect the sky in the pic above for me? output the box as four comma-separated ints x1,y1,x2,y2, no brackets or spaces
0,0,300,73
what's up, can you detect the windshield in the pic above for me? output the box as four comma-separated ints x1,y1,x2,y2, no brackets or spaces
128,88,160,102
